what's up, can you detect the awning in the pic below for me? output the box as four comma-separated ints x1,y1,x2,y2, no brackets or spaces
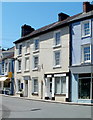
0,77,8,81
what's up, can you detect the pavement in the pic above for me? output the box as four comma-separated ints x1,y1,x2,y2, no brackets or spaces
1,94,93,106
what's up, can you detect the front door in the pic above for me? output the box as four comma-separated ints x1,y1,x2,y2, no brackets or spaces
25,80,28,97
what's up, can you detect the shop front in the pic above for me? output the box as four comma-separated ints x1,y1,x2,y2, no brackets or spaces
44,73,69,102
70,65,93,103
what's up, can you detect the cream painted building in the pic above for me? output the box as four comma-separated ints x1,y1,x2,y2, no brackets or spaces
14,13,73,102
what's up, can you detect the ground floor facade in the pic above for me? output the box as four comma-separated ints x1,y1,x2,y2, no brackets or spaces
14,72,69,102
0,75,14,95
14,65,93,103
70,65,93,103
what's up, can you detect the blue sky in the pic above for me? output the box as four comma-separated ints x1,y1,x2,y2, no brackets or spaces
2,2,83,49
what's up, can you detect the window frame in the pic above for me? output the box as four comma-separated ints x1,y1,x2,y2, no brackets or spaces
33,55,39,70
32,78,38,94
34,38,39,51
55,76,66,94
2,61,4,74
5,62,8,73
78,74,91,100
18,59,22,72
54,30,61,47
18,44,22,55
53,50,61,68
25,41,30,54
25,57,30,71
81,20,91,38
81,44,91,63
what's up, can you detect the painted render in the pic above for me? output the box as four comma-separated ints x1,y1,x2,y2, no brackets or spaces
70,18,93,103
14,26,69,102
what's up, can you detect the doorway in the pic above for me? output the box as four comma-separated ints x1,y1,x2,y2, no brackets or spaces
25,80,28,97
49,77,52,99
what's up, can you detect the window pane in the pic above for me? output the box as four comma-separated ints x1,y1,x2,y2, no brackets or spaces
4,81,10,88
79,73,91,78
8,62,11,72
34,79,38,92
18,60,21,70
34,56,38,68
61,77,66,93
78,78,90,99
5,63,7,72
55,77,61,94
84,22,90,36
19,45,22,54
35,39,39,50
26,42,30,53
55,51,60,65
83,46,90,62
25,58,29,70
55,32,60,45
2,61,4,74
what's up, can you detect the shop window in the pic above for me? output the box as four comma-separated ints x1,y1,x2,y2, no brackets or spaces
55,76,66,94
78,74,91,99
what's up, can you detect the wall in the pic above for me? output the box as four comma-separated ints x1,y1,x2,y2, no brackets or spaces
14,26,70,100
71,74,78,102
71,19,92,66
71,18,93,103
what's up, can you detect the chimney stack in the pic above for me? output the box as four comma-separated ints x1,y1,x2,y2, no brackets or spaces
58,13,69,21
83,1,93,13
21,24,35,37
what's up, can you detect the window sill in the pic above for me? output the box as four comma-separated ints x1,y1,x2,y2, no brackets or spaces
32,68,38,71
24,70,30,72
53,44,61,49
25,53,30,56
81,34,91,39
81,61,91,65
32,93,38,96
17,71,21,73
33,50,39,54
17,54,22,58
53,65,61,69
54,93,66,96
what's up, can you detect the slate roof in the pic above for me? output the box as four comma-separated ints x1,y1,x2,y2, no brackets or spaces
14,11,93,44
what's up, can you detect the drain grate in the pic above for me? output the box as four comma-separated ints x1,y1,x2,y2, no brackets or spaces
30,108,41,111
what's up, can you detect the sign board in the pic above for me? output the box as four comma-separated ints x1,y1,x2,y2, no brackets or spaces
8,72,12,78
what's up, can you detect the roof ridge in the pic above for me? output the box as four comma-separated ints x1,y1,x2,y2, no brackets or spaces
14,12,91,44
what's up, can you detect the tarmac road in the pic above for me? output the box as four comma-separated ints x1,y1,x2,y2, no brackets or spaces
0,95,92,119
